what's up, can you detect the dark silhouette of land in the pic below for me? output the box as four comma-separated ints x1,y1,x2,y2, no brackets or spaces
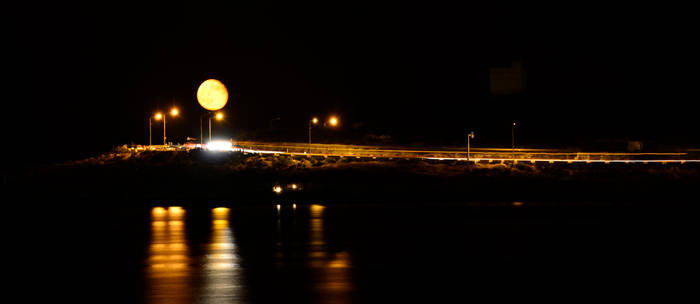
9,150,698,207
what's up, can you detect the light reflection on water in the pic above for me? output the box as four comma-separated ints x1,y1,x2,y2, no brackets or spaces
147,206,192,304
308,204,353,303
148,207,246,303
99,201,689,303
199,207,244,304
146,204,353,303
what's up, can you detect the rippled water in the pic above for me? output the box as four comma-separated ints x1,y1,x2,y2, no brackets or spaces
18,202,697,303
143,204,354,304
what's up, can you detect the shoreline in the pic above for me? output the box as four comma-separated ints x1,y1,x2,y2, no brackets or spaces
8,150,698,206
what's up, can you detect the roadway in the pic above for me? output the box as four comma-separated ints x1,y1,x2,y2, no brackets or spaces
231,141,700,164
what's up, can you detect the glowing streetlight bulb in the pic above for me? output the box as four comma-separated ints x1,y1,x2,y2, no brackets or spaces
329,116,338,127
171,108,179,116
312,117,318,124
154,113,163,120
216,112,224,120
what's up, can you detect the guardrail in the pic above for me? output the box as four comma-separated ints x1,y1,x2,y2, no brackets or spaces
122,142,698,161
233,141,695,161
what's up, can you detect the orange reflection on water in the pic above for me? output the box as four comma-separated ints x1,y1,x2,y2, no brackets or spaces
199,208,243,303
320,251,353,297
308,204,353,303
147,207,192,304
309,204,327,264
212,207,230,220
168,206,185,217
152,207,167,219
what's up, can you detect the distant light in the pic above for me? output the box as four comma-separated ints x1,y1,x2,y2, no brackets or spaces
291,184,297,190
207,140,233,151
293,204,297,210
170,108,179,116
512,202,524,207
276,204,281,211
329,116,338,126
312,117,319,124
154,113,163,120
273,185,283,194
216,112,224,120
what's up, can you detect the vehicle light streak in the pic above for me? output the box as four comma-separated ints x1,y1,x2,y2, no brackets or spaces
423,157,700,163
184,142,700,164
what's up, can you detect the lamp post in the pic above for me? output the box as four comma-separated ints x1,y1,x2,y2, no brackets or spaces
151,113,163,146
467,131,475,161
306,115,338,152
166,108,179,145
512,121,516,159
153,108,178,146
308,117,319,151
149,115,158,146
211,112,223,143
199,112,223,145
163,112,167,145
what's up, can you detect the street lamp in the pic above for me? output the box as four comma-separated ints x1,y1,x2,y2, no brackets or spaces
166,107,179,145
307,115,338,151
467,131,475,161
512,121,516,159
212,112,224,142
200,111,224,145
149,113,163,146
152,108,178,146
308,117,319,149
210,112,224,143
328,116,338,127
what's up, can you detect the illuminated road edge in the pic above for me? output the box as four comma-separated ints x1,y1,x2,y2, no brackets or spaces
131,141,699,164
240,148,699,164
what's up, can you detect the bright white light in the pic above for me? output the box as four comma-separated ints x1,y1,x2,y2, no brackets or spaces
207,141,233,151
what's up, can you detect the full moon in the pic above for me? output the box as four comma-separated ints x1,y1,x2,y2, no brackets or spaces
197,79,228,111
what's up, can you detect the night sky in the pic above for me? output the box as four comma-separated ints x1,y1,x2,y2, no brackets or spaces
6,3,699,167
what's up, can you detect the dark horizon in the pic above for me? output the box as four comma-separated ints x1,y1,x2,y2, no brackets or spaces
6,3,699,167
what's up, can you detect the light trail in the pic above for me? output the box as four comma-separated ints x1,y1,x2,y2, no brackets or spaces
423,157,699,164
234,147,698,164
137,141,697,164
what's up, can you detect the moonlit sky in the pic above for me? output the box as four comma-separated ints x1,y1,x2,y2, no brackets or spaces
6,3,699,166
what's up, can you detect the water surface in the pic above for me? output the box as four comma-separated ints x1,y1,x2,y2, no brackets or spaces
23,202,697,303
